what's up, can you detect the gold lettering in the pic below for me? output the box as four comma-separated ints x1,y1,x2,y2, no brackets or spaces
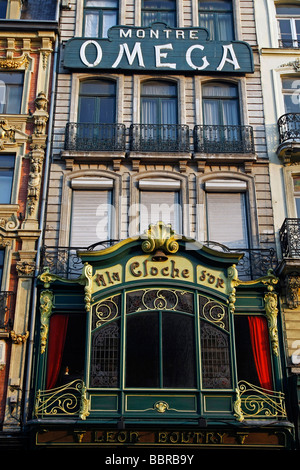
181,432,193,443
96,274,106,286
182,269,189,278
150,266,158,276
158,432,168,443
130,262,142,277
171,260,180,278
169,432,179,444
112,272,120,281
106,431,116,443
161,266,169,276
117,431,127,443
129,431,140,443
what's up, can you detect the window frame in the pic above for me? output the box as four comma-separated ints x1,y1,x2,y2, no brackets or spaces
83,0,119,38
78,78,117,124
0,71,24,115
141,0,177,27
0,153,15,204
276,3,300,48
198,0,235,41
0,0,7,19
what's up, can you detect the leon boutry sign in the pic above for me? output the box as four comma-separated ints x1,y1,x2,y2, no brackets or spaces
63,23,254,74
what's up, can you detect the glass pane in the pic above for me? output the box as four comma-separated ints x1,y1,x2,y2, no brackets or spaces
102,10,117,37
199,13,215,39
160,98,177,124
202,82,238,97
201,320,232,389
163,313,196,388
284,93,300,113
99,96,116,122
143,0,175,10
296,198,300,218
85,12,99,37
141,98,158,124
217,13,234,40
203,99,221,125
80,80,116,96
6,86,23,113
86,0,118,7
0,0,7,18
90,321,120,387
142,81,177,96
78,96,97,123
276,5,300,15
0,170,14,203
199,1,232,12
126,312,159,387
0,249,4,286
221,99,240,125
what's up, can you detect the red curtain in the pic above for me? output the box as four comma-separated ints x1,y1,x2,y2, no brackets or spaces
248,316,273,391
46,314,69,390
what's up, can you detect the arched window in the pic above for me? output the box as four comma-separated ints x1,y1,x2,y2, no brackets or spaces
202,81,240,126
198,0,234,41
78,79,116,124
142,0,176,27
83,0,118,38
141,80,178,125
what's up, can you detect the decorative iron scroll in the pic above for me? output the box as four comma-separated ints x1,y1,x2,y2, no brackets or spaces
126,289,194,314
92,294,121,329
199,295,228,331
90,322,120,388
35,379,90,420
234,381,287,422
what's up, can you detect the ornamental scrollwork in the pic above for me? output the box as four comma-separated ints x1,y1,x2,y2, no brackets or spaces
39,289,54,354
141,221,179,256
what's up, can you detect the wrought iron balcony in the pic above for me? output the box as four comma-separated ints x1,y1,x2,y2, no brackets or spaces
40,242,119,278
278,113,300,144
65,122,126,152
0,291,14,330
279,218,300,258
129,124,190,152
204,242,277,280
194,125,254,154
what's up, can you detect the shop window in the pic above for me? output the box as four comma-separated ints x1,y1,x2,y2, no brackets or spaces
0,154,15,204
78,79,116,124
0,72,23,114
205,179,249,249
139,178,181,234
282,77,300,113
234,315,273,390
46,312,86,389
83,0,118,38
293,176,300,217
142,0,176,27
0,0,7,18
69,178,113,248
276,4,300,48
198,0,234,41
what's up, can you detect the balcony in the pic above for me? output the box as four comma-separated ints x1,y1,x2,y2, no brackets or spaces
194,125,255,154
277,113,300,161
0,291,14,331
129,124,190,153
65,122,126,152
279,218,300,259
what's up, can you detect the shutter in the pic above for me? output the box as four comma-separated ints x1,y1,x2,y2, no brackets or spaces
70,190,112,247
206,192,249,249
140,190,180,233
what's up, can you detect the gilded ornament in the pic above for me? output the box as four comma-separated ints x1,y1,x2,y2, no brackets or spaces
39,290,54,354
141,221,179,256
154,401,169,413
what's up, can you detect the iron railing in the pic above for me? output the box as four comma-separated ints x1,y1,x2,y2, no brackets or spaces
0,291,14,330
40,241,119,278
129,124,190,152
278,39,300,49
194,125,254,154
65,122,126,151
204,242,277,280
279,218,300,258
278,113,300,144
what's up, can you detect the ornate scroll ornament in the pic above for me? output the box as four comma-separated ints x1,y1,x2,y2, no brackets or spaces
10,330,29,344
264,289,279,356
33,92,49,135
285,273,300,309
82,263,93,312
39,290,54,354
227,264,239,314
141,221,179,256
154,401,169,413
16,260,36,277
0,119,16,149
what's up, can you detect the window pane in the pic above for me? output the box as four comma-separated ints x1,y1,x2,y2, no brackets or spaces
126,312,160,387
0,249,4,286
90,321,120,387
102,10,117,36
199,1,232,12
0,73,23,114
78,96,97,123
0,155,14,204
85,12,99,37
201,320,232,389
163,313,196,388
143,0,175,9
80,80,116,96
0,0,7,18
142,81,177,96
86,0,118,6
99,96,116,122
276,5,300,15
6,85,23,114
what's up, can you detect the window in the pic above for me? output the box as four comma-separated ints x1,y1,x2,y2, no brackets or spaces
0,72,23,114
202,82,240,126
142,0,176,27
293,176,300,217
139,178,181,234
70,178,113,247
83,0,118,38
78,79,116,124
0,154,15,204
0,0,7,18
205,179,249,249
141,80,177,125
0,249,4,287
282,77,300,113
198,0,234,41
277,4,300,47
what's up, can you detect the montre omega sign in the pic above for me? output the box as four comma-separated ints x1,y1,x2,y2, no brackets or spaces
63,23,254,73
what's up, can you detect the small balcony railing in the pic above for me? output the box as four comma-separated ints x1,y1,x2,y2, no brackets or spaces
129,124,190,152
278,39,300,49
0,291,14,331
65,122,126,152
194,125,254,154
279,218,300,258
278,113,300,144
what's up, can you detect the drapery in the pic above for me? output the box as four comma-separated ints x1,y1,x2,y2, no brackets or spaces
248,316,273,391
46,314,69,390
